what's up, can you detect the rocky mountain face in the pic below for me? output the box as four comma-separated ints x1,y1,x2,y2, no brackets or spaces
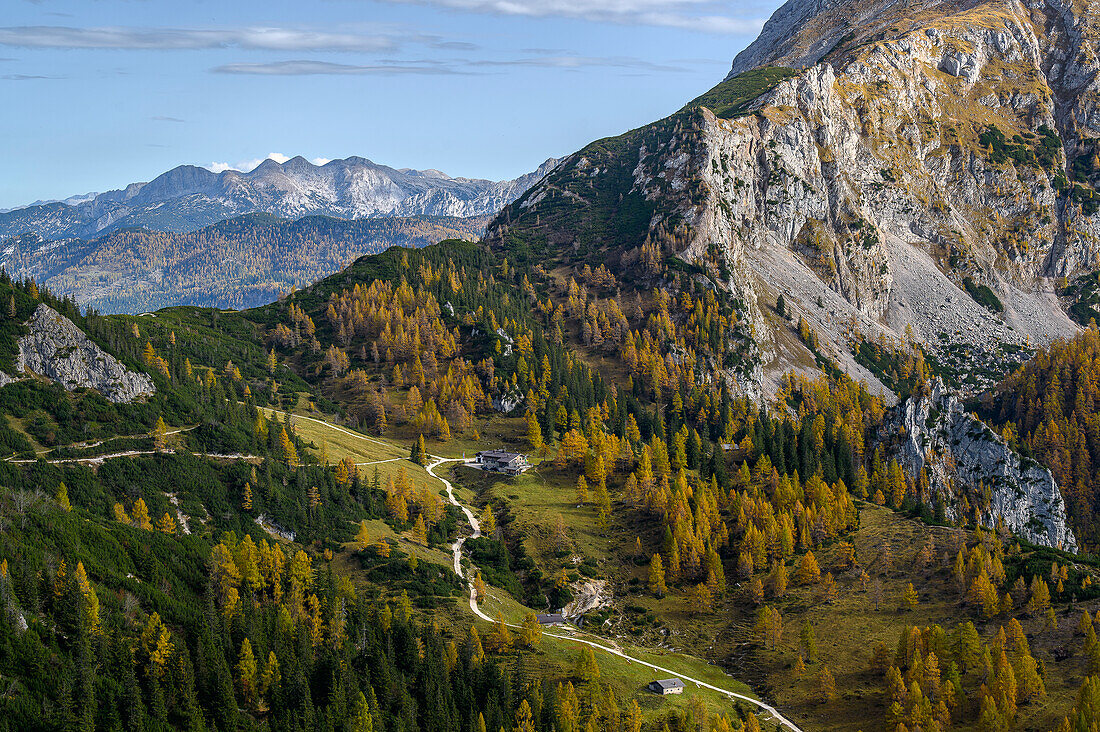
1,156,559,240
5,304,154,403
488,0,1100,399
882,379,1077,550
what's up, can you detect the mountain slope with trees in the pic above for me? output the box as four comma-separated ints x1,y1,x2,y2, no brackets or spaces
1,213,489,313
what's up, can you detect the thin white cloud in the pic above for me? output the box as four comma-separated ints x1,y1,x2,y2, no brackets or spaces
375,0,764,34
206,153,307,174
470,54,690,72
212,59,470,75
151,115,185,123
214,54,703,76
311,157,332,166
0,26,399,52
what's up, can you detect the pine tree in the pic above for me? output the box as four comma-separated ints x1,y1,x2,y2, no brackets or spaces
902,582,919,611
156,512,176,535
334,460,350,488
410,435,427,465
413,514,427,545
55,482,70,512
801,620,817,662
648,554,667,597
237,638,257,709
480,503,496,536
520,612,542,649
278,427,299,467
132,498,152,531
241,482,253,511
1028,576,1051,614
770,561,789,598
72,562,99,635
1079,610,1094,637
492,612,513,651
796,551,821,585
356,520,371,548
349,691,374,732
152,417,168,451
576,646,601,683
515,700,536,732
527,410,543,453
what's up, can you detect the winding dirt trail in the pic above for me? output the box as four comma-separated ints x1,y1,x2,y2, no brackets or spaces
248,408,801,731
425,457,803,732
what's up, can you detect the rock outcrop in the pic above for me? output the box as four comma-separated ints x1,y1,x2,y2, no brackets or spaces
15,304,155,403
883,379,1077,551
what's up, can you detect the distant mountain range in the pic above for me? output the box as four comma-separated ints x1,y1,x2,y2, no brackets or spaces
0,155,560,240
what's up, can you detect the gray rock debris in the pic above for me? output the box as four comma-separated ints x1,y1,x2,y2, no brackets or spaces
14,304,155,403
884,379,1077,552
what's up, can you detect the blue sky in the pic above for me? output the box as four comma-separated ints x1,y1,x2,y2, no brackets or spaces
1,0,781,209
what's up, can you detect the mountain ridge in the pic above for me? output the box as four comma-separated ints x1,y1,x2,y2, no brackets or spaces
0,155,560,240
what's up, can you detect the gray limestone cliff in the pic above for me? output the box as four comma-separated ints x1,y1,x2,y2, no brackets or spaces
883,379,1077,551
13,304,155,403
489,0,1100,399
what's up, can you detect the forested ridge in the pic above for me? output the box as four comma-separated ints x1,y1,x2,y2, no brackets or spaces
2,213,487,314
983,326,1100,549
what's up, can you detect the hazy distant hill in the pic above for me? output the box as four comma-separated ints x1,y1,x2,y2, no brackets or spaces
1,213,490,312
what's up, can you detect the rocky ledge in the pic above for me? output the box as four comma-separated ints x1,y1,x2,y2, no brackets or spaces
884,380,1077,552
14,304,155,403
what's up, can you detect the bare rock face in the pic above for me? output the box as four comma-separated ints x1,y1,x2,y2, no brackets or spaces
884,379,1077,551
491,0,1100,399
16,304,155,403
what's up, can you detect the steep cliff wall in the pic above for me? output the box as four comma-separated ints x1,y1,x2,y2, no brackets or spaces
883,379,1077,550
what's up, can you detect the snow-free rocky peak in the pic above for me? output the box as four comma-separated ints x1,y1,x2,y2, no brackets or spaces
11,304,154,403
